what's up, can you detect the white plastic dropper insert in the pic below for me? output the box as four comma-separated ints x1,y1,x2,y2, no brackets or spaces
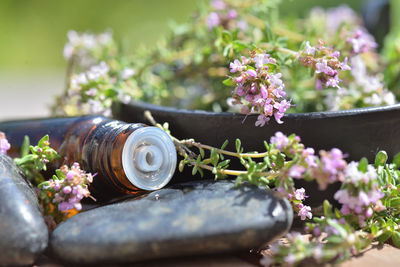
122,126,177,190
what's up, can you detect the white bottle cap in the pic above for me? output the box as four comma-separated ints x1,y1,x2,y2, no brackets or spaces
122,126,177,190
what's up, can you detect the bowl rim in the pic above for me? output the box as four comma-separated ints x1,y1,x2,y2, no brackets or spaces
125,101,400,120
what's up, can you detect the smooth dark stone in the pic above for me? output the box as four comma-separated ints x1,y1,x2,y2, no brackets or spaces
50,180,292,264
0,154,48,266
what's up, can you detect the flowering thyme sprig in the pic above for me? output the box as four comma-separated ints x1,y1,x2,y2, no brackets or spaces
226,51,291,126
39,163,94,214
261,152,400,266
145,111,349,221
206,0,247,31
298,40,351,90
346,28,378,55
14,135,59,185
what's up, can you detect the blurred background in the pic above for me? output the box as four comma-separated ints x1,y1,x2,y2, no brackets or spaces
0,0,372,120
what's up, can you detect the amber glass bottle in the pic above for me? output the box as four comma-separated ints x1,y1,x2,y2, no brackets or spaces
0,116,177,200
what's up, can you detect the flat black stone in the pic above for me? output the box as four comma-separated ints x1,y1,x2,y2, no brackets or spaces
0,154,48,266
50,180,292,264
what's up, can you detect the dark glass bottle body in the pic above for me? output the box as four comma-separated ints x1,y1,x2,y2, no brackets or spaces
0,116,177,200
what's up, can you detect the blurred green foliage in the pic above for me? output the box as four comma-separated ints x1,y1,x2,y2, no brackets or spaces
0,0,362,69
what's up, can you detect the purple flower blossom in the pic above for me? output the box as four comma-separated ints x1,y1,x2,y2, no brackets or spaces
255,114,270,127
334,161,383,221
284,253,297,266
254,53,275,70
229,59,243,73
303,147,317,167
294,188,308,200
44,163,94,213
0,132,11,154
229,52,290,126
211,0,226,10
321,148,346,179
246,69,257,77
227,9,237,19
298,203,312,220
270,132,289,150
299,40,350,90
206,12,220,30
346,28,377,54
304,41,316,55
289,165,306,179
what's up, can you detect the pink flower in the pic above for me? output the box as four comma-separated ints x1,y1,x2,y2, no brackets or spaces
0,132,11,154
294,188,307,200
270,132,289,150
229,59,243,73
246,69,257,77
289,166,306,179
255,114,270,127
298,203,312,220
206,12,220,30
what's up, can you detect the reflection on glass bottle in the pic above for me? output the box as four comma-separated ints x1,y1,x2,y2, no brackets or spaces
0,116,177,200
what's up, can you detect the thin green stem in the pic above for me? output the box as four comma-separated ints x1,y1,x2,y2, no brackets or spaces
187,158,278,178
183,140,269,158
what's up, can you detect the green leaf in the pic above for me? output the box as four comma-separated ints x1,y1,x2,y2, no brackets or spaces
232,40,249,52
21,135,30,157
192,166,198,176
323,200,333,218
358,157,368,173
37,181,49,189
264,21,274,42
223,45,232,57
389,197,400,208
221,30,232,43
104,88,118,98
217,159,230,168
371,224,379,236
274,153,285,169
179,160,185,172
198,168,204,178
38,135,49,147
393,152,400,168
375,151,388,167
235,139,242,153
326,235,344,244
392,231,400,248
377,230,392,244
210,148,219,166
220,140,229,150
199,148,205,159
222,78,235,87
263,141,269,151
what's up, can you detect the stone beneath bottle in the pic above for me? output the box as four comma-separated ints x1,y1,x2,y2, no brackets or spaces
0,154,48,266
50,180,293,264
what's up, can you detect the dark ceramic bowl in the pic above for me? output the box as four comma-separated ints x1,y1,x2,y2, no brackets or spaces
113,101,400,206
113,101,400,162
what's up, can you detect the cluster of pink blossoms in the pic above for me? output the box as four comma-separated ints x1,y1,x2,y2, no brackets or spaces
346,28,377,55
298,40,351,90
43,162,94,212
206,0,247,31
270,132,313,220
269,132,349,220
230,53,291,126
334,161,384,225
0,132,11,154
